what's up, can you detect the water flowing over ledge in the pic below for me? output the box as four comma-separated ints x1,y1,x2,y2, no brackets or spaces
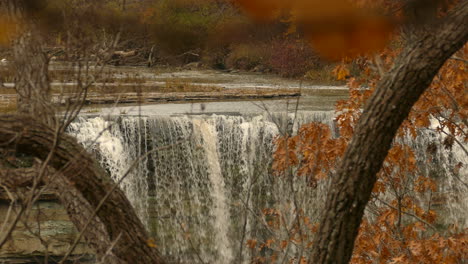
68,112,336,263
68,111,467,263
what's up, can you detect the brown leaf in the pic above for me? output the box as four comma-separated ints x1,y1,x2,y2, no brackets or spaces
247,239,257,249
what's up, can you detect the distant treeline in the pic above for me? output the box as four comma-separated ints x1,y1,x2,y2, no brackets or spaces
17,0,334,78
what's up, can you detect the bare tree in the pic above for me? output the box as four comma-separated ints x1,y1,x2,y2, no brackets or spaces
0,0,165,263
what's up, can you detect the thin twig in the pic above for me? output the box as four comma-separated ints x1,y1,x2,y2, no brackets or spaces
58,138,188,263
373,196,437,231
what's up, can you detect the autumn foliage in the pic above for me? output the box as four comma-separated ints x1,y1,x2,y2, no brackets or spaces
250,41,468,264
1,1,466,262
232,1,468,262
0,15,19,46
234,0,394,60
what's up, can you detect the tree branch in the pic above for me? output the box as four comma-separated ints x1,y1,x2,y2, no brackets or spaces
0,164,123,263
0,114,165,264
310,2,468,263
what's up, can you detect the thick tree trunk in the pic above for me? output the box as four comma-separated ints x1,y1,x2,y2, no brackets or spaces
310,2,468,264
0,115,165,263
49,174,126,264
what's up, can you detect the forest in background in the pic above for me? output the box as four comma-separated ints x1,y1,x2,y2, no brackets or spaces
1,0,338,79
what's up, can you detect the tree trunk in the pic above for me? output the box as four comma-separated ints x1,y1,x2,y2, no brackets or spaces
0,115,165,263
309,2,468,264
2,1,117,261
0,166,123,263
49,174,125,263
1,1,165,262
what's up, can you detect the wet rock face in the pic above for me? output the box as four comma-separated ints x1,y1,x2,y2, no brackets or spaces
0,197,94,263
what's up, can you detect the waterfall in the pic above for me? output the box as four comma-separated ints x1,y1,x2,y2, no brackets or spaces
400,119,468,228
68,112,333,263
68,111,467,263
68,117,149,223
194,119,233,262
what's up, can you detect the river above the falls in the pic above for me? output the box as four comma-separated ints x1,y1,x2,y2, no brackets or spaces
69,67,350,115
82,91,348,116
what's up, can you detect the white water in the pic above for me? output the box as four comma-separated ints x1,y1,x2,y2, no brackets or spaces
68,117,149,224
423,119,467,228
194,119,233,262
68,111,467,263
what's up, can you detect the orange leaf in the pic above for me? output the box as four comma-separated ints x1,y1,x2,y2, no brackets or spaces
333,64,350,80
306,14,393,61
247,239,257,249
280,240,288,249
146,238,157,248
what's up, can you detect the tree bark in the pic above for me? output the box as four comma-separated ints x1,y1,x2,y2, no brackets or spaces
1,1,164,263
0,166,123,263
0,114,165,263
2,1,115,261
310,2,468,264
12,32,56,127
48,174,125,264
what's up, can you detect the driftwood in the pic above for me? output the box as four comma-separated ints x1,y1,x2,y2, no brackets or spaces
113,50,137,58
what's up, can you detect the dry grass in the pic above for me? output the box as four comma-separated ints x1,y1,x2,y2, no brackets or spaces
304,65,344,86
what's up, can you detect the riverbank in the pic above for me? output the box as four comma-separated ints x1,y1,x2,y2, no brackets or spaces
1,64,348,113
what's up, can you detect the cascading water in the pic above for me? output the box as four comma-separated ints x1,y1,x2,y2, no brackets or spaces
68,111,467,263
193,119,233,262
399,119,468,228
69,117,150,224
69,112,334,263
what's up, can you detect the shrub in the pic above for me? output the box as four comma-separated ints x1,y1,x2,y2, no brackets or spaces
146,0,220,59
225,43,271,71
303,64,342,84
268,39,322,78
